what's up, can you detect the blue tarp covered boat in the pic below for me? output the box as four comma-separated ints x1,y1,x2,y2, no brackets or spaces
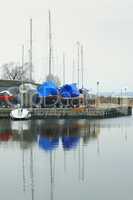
60,83,80,98
37,81,58,97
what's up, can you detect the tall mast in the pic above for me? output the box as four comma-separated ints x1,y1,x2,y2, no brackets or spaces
77,41,80,88
22,45,24,86
49,10,52,77
72,57,75,83
63,53,65,85
21,45,24,109
81,44,84,88
30,18,32,82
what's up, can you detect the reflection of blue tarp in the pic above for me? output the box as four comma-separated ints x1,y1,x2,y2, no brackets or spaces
37,81,58,97
60,84,80,98
38,135,59,151
62,136,80,150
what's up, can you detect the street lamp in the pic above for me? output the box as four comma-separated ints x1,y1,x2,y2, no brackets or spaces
97,81,99,97
96,81,100,107
124,87,128,106
124,87,127,97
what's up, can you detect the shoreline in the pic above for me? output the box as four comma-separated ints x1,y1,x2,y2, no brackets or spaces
0,105,132,119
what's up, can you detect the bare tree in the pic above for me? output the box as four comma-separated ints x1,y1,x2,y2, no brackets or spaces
1,62,30,81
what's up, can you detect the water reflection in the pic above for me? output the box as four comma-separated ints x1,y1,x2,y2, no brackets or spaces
62,136,80,150
10,120,35,200
36,119,100,151
0,117,132,200
0,120,13,142
0,119,101,151
38,135,59,151
9,119,100,200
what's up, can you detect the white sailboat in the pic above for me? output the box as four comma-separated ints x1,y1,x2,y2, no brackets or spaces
10,107,31,120
10,45,31,120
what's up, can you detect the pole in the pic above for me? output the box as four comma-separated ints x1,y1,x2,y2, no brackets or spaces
21,45,24,109
124,87,127,106
49,10,52,77
22,45,24,86
77,41,80,88
121,88,123,106
81,44,84,89
124,87,127,97
63,53,65,85
30,18,32,82
96,81,99,107
97,81,99,97
72,57,75,83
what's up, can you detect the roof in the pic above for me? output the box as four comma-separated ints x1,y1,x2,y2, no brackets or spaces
0,79,39,87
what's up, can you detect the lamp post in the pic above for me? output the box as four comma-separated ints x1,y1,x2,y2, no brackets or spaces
124,87,128,106
97,81,99,97
121,88,123,106
124,87,127,97
96,81,100,107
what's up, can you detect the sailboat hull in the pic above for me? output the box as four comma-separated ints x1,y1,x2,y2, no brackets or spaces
10,108,31,120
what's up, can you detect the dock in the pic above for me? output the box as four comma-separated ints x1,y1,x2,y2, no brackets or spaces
0,105,132,119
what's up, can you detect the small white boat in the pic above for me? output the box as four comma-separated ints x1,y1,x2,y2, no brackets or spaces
10,45,32,120
10,108,31,120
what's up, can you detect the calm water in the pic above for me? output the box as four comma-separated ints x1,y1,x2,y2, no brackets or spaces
0,116,133,200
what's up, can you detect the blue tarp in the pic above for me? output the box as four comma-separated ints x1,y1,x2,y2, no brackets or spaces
37,81,80,98
37,81,58,97
60,83,80,98
38,135,59,151
62,136,80,150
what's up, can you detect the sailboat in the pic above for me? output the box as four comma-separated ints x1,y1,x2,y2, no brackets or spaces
10,45,31,120
10,107,31,120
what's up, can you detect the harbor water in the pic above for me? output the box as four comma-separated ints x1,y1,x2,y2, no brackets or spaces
0,116,133,200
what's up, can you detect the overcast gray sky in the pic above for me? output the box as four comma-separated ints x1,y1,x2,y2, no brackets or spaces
0,0,133,92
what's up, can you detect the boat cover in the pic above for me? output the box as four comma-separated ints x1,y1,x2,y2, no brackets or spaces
37,81,58,97
60,83,80,98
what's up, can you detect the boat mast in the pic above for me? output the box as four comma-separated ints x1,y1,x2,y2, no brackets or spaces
49,10,52,78
29,18,32,82
22,45,24,86
81,44,84,89
21,45,24,109
77,41,80,88
72,57,75,83
63,52,65,85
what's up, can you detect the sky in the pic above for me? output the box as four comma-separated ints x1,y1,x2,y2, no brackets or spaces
0,0,133,92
